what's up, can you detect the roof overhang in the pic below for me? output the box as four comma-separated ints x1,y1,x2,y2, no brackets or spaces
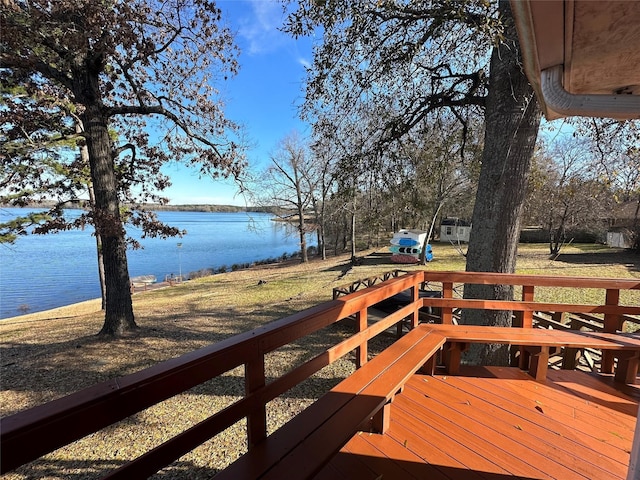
510,0,640,120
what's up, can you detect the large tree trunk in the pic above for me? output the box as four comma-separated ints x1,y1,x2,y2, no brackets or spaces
462,0,541,365
82,103,136,335
298,209,308,263
78,125,107,311
88,183,106,311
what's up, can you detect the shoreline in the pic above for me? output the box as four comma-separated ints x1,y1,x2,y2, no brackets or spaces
0,208,316,321
0,249,315,322
0,250,358,324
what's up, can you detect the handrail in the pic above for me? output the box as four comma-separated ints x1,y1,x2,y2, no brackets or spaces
1,270,638,477
421,271,640,290
1,272,425,476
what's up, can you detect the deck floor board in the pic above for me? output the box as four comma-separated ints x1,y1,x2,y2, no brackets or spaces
398,382,582,479
412,373,627,478
439,373,633,465
451,370,634,452
316,367,637,480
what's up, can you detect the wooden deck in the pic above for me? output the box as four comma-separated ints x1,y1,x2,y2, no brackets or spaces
317,367,638,480
3,271,638,478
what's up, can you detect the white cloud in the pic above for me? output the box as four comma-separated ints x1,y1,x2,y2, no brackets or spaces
237,1,288,55
297,56,311,69
223,0,312,68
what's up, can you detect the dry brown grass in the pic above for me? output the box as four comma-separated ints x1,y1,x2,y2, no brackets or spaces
2,244,638,411
1,243,638,479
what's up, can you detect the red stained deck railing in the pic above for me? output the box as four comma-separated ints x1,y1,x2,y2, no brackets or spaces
1,271,639,478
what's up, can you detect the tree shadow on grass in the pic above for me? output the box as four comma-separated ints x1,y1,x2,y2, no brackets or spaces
1,302,360,413
320,253,418,288
554,247,639,273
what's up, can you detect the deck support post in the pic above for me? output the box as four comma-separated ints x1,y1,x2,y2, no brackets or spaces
602,288,621,374
562,347,580,370
615,350,640,385
441,282,454,324
515,285,535,369
420,356,436,375
372,402,391,434
551,311,565,324
528,346,551,381
245,352,267,449
410,284,420,329
443,342,466,375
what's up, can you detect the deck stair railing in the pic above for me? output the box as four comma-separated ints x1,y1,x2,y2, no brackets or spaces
332,269,407,298
1,271,639,478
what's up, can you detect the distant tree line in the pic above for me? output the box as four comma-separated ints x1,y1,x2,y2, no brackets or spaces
255,119,638,263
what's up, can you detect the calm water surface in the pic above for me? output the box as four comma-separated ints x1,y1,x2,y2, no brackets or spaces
0,209,313,319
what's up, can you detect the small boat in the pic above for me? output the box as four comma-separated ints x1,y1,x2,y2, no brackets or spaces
391,229,427,246
389,245,421,255
388,230,434,263
390,237,420,246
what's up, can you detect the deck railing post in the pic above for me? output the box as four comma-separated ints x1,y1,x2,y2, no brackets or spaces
245,351,267,449
522,285,535,328
602,288,621,374
441,282,454,324
515,285,535,368
410,282,420,329
355,308,368,368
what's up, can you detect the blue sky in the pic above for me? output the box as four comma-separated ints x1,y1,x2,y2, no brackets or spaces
162,0,314,206
159,2,576,207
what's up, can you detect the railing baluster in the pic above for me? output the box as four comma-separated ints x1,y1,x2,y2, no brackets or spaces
441,282,454,324
356,308,368,368
245,351,266,449
521,285,535,329
516,285,535,368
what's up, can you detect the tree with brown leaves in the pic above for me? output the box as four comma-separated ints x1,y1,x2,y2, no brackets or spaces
1,0,245,335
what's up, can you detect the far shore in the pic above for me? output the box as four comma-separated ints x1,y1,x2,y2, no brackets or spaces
3,202,291,215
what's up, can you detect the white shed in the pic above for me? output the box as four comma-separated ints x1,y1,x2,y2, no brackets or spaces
439,219,471,243
607,231,632,249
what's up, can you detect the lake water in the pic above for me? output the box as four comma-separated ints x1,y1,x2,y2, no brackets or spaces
0,209,314,319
